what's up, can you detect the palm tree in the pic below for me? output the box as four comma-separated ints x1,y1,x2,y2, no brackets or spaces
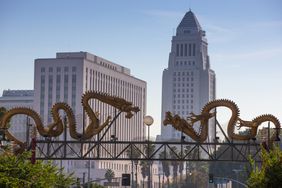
126,144,141,187
104,169,115,182
140,160,149,188
143,141,155,188
159,150,170,187
169,146,179,186
178,150,184,186
184,145,193,185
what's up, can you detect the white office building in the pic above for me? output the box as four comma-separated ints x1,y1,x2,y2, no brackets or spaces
0,90,34,142
160,10,216,142
34,52,153,185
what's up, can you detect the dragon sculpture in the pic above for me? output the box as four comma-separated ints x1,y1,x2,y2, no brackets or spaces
0,91,140,154
163,99,280,143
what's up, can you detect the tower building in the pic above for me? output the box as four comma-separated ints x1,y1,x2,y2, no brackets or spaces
160,11,216,141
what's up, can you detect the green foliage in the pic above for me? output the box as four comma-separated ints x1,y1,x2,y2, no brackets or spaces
140,160,149,179
126,145,141,160
169,146,179,184
159,151,170,180
247,146,282,188
0,152,75,188
140,142,156,178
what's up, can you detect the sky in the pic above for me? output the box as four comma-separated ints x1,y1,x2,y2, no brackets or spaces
0,0,282,137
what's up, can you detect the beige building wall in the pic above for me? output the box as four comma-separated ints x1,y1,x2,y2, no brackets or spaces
34,51,152,185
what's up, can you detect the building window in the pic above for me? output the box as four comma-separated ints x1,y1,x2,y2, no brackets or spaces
64,75,68,102
180,44,183,56
41,67,45,73
64,67,69,72
72,66,76,72
176,44,179,56
189,44,192,56
71,74,76,110
48,75,53,123
40,75,45,120
56,75,60,102
192,43,196,56
184,44,187,56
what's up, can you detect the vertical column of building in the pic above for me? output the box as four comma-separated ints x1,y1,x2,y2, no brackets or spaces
40,67,45,122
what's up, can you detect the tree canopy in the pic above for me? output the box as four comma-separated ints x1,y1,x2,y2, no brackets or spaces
0,152,75,188
247,145,282,188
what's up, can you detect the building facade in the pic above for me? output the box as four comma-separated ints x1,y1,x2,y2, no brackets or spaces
34,52,150,184
0,90,34,142
160,11,216,142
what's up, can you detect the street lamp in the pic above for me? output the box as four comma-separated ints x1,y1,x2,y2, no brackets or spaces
232,169,243,188
143,115,154,188
144,115,154,141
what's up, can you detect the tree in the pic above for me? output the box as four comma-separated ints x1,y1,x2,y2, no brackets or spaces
159,150,170,187
209,140,249,187
140,160,149,187
169,146,179,186
178,150,184,186
0,152,75,187
247,145,282,188
104,169,115,182
126,144,141,187
143,142,155,188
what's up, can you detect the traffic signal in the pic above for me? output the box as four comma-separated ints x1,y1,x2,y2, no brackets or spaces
122,173,130,186
209,173,214,183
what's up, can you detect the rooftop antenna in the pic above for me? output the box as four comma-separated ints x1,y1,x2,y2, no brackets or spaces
188,0,192,11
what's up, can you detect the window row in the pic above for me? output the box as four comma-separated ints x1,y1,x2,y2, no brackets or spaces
176,43,196,57
173,94,194,98
85,68,144,92
173,77,194,82
174,99,194,104
40,66,77,73
99,61,117,71
173,111,194,116
175,61,195,66
173,105,194,110
173,71,194,76
173,88,194,92
173,83,194,87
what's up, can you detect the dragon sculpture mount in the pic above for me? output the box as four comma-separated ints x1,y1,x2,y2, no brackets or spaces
164,99,280,143
0,91,140,154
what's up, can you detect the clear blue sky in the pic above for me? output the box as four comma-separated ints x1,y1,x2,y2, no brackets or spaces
1,0,282,137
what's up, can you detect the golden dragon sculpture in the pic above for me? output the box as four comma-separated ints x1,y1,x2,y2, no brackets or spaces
0,91,140,154
163,99,280,143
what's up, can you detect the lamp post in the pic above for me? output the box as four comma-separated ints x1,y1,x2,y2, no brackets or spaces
143,115,154,188
144,116,154,141
232,169,242,188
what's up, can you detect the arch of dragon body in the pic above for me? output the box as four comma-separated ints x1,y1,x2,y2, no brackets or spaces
0,92,280,162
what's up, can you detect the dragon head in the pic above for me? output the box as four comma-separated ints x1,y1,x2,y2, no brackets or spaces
163,111,173,126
